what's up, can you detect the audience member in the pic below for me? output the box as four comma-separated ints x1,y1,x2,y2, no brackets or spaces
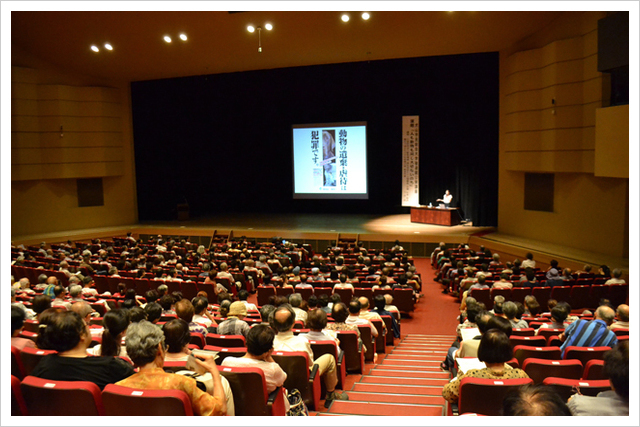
503,301,528,329
118,320,228,415
503,384,571,416
162,319,191,361
609,304,629,330
32,311,134,389
216,301,250,337
559,305,618,357
11,305,36,351
567,341,628,416
175,298,207,336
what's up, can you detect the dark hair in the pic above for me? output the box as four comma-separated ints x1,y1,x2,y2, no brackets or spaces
219,300,231,318
11,306,26,335
331,302,348,322
348,299,361,315
144,302,162,323
259,304,276,322
307,295,318,308
175,299,195,323
514,302,525,320
466,303,481,325
477,329,513,364
192,296,209,315
476,311,493,334
493,301,504,315
121,299,136,310
269,304,295,332
246,324,275,356
38,311,87,352
163,319,191,353
373,294,386,311
101,309,130,357
117,283,126,295
238,290,249,301
550,305,568,323
32,295,52,315
128,307,147,323
159,294,174,311
502,384,570,416
125,288,137,301
307,308,328,330
145,290,159,304
604,341,629,400
486,315,513,337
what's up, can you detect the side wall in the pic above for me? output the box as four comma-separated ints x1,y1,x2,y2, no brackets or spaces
11,46,138,237
498,11,629,258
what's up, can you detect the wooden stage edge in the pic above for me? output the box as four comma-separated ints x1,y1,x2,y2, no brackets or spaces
11,213,628,274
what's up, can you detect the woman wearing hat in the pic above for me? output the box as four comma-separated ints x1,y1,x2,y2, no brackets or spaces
216,301,251,338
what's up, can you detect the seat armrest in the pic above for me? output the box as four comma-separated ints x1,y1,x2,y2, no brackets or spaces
267,386,287,416
309,363,319,381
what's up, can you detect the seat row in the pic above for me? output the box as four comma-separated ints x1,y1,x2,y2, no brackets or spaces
468,283,629,311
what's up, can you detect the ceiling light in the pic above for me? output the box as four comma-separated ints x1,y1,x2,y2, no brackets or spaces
341,14,350,22
179,33,187,41
90,45,99,52
247,25,255,33
164,35,172,43
362,12,370,20
265,23,273,31
104,43,113,50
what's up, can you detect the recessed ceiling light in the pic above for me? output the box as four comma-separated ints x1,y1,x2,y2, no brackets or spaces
90,45,99,52
247,25,255,33
104,43,113,50
179,33,187,41
265,23,273,31
164,35,172,43
341,14,350,22
362,12,370,20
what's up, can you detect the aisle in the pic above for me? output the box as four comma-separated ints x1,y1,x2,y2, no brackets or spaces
321,335,453,416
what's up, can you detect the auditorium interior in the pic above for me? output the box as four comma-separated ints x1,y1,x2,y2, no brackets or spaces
7,7,634,419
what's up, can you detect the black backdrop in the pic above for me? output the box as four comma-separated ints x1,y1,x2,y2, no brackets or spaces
131,52,499,226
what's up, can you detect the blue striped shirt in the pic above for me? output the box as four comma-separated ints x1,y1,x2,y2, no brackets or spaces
560,319,617,356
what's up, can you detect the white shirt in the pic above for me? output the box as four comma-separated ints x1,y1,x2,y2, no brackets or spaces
345,315,378,337
221,357,287,394
273,331,314,367
443,193,453,204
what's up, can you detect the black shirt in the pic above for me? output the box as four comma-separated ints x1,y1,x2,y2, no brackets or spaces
31,354,134,390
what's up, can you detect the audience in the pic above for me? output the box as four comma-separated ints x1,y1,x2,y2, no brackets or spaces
216,301,250,338
559,305,618,357
503,384,571,416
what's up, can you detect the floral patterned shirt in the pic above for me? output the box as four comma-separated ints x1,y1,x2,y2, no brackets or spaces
442,364,529,403
116,367,225,416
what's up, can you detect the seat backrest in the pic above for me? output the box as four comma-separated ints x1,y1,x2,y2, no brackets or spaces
583,359,606,380
180,281,199,301
563,346,611,364
134,278,151,296
569,285,591,310
272,351,321,409
490,287,511,302
257,285,276,307
19,347,57,376
20,375,105,416
535,328,564,342
313,287,333,299
458,377,533,416
468,288,492,309
542,377,612,402
11,346,26,380
611,328,629,337
587,285,608,309
381,314,396,345
522,358,583,384
607,284,628,307
205,333,246,348
531,287,552,311
102,383,193,415
296,286,313,301
337,330,364,374
513,345,561,367
370,319,385,353
11,375,28,416
510,328,535,337
203,345,247,364
509,287,532,304
550,286,571,304
393,288,415,313
509,335,547,349
189,332,206,349
334,287,354,302
219,366,286,416
357,324,375,361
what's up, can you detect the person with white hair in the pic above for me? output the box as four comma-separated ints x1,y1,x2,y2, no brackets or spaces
605,269,626,285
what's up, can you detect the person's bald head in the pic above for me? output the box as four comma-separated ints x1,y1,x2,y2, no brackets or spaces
71,301,94,322
269,304,296,333
46,276,58,285
616,304,629,322
595,305,616,325
358,297,370,311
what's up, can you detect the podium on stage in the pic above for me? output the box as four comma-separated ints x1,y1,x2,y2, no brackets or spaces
410,206,461,226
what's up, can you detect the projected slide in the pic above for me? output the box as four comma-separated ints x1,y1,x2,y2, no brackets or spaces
292,122,368,199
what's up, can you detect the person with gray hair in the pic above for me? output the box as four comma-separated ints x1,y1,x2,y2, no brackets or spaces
559,305,618,357
69,285,84,302
503,301,528,328
117,320,227,416
609,304,629,330
605,268,626,285
288,293,307,326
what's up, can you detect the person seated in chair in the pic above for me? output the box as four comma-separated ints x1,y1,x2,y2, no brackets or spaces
162,319,191,362
442,329,529,404
609,304,629,331
503,384,570,416
270,304,348,408
216,302,251,338
175,298,207,336
117,320,228,416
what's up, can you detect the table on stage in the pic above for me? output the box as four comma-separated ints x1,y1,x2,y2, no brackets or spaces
410,206,461,226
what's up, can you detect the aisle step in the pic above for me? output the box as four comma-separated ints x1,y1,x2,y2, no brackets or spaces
327,400,444,416
352,383,444,396
345,391,446,406
360,376,449,386
369,368,450,379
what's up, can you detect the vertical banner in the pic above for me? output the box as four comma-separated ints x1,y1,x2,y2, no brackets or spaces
402,115,420,206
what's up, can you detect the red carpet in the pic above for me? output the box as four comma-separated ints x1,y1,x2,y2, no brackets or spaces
327,401,444,416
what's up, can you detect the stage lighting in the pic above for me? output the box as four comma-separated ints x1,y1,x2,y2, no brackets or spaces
341,14,350,22
104,43,113,50
164,35,172,43
90,45,99,52
362,12,370,20
247,25,255,32
179,33,187,41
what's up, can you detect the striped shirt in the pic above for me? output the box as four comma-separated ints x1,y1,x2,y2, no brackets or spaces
560,319,617,356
